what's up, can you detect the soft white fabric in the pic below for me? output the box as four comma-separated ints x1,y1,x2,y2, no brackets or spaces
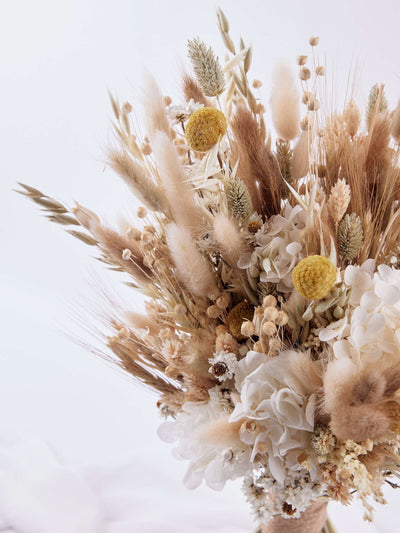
0,431,395,533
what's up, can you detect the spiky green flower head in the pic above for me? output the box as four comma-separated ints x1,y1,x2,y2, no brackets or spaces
292,255,337,300
185,107,227,152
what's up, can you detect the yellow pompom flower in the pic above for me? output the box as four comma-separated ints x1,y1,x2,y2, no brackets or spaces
185,107,227,152
292,255,336,300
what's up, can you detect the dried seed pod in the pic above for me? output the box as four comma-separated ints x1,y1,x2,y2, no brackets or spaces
262,321,276,336
264,306,279,322
297,55,308,66
299,67,311,81
338,213,364,260
263,295,277,308
241,321,255,337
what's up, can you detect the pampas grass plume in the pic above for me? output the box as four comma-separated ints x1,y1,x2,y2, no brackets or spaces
323,358,358,413
330,404,391,442
292,129,309,181
213,213,246,265
152,131,202,232
108,150,169,213
200,417,244,448
143,73,170,138
270,62,300,141
166,223,216,298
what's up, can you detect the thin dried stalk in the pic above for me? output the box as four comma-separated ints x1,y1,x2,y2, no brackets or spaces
108,334,178,395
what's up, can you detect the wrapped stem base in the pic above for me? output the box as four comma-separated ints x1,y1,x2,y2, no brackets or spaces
260,501,328,533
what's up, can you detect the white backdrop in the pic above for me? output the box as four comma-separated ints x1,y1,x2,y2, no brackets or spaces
1,0,399,531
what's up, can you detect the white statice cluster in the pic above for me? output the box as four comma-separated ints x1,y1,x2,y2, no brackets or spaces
243,467,326,521
238,204,307,292
318,261,400,365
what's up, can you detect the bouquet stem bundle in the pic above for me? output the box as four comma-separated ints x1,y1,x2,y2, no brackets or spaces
260,502,327,533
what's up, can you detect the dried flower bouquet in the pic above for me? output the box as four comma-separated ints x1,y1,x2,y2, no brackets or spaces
20,7,400,533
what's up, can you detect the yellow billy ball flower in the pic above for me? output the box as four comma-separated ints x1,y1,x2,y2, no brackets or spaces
292,255,336,300
185,107,227,152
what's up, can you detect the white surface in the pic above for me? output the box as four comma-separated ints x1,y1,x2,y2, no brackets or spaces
1,0,400,531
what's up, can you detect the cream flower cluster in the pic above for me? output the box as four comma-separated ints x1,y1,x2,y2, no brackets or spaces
230,350,316,484
238,204,307,292
319,261,400,365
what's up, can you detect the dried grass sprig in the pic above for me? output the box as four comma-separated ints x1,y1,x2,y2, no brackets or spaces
108,150,169,213
366,83,388,130
225,175,253,221
337,213,363,261
231,106,281,217
108,332,179,395
166,223,216,299
143,74,171,137
213,213,247,266
343,101,361,137
73,204,152,284
182,73,210,106
292,129,310,183
151,131,203,233
275,139,293,197
327,179,351,226
187,37,225,97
